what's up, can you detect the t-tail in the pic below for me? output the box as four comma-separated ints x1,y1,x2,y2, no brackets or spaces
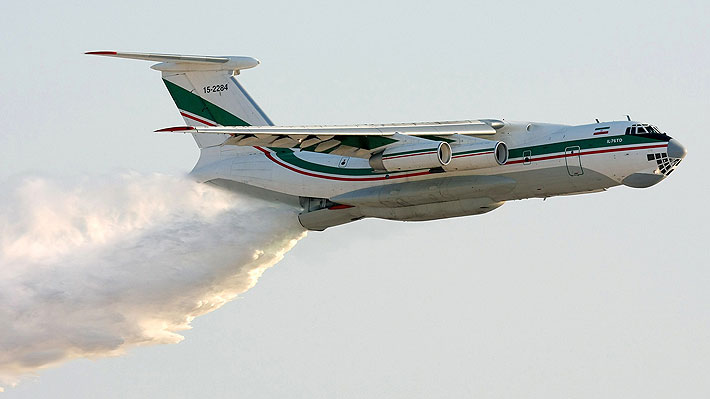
85,51,272,148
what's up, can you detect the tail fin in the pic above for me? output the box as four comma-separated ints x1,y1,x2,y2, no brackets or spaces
86,51,273,148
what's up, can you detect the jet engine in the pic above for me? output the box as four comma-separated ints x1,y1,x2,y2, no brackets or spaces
369,142,452,172
444,138,508,171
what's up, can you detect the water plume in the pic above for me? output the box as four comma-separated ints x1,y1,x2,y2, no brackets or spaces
0,173,306,389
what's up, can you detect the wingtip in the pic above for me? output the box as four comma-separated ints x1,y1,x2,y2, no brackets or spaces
85,51,118,56
155,126,196,133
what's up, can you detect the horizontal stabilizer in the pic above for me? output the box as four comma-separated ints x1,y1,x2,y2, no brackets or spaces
85,51,260,73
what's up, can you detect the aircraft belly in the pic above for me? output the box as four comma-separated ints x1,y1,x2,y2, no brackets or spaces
331,175,515,207
500,167,617,199
298,197,505,231
360,198,505,221
497,159,619,200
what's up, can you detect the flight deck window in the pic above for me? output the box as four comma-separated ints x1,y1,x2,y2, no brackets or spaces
627,124,666,136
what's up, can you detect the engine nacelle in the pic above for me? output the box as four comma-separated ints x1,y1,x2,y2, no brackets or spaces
369,142,452,172
443,139,508,171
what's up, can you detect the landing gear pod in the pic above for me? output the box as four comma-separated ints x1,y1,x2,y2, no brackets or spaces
370,142,452,172
444,140,508,171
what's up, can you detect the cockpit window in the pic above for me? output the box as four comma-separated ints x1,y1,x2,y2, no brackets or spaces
625,123,665,136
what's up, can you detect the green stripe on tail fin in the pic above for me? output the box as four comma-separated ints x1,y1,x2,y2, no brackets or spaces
162,79,250,127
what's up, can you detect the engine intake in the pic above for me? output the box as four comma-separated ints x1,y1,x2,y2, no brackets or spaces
370,142,452,172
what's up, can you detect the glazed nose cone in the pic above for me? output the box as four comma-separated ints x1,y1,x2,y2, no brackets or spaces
667,139,687,159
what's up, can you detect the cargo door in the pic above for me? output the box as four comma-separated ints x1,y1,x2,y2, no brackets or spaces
564,146,583,176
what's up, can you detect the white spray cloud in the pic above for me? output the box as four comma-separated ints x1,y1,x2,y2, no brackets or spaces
0,173,306,389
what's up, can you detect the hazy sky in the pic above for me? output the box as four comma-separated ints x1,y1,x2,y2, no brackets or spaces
1,0,709,397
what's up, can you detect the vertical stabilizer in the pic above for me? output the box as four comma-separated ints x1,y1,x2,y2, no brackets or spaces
161,71,273,147
86,51,273,148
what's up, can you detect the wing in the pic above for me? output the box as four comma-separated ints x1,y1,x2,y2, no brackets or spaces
156,120,502,158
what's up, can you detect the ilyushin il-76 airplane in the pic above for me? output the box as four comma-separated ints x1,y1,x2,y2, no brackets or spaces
88,51,687,231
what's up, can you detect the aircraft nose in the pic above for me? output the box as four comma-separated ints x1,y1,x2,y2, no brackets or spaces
667,139,687,159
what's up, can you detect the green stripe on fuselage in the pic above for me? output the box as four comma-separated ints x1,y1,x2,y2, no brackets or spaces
508,134,666,159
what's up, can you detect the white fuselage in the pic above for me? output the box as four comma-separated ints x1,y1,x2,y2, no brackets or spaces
189,120,683,230
192,121,668,198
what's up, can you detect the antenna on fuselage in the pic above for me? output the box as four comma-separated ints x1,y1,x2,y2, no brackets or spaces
595,118,600,123
626,115,631,121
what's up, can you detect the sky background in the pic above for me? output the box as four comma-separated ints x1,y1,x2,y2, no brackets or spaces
1,0,709,397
